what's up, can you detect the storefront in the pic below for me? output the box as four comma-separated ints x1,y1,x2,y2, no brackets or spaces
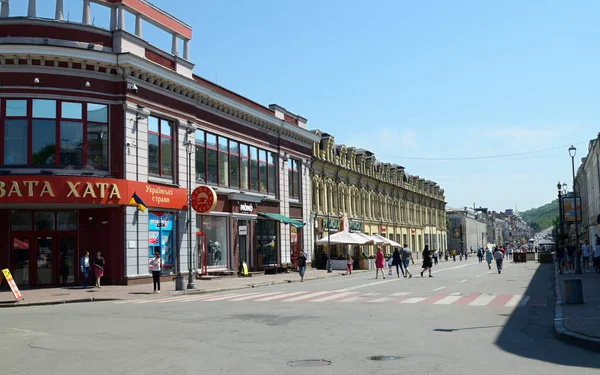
0,176,187,286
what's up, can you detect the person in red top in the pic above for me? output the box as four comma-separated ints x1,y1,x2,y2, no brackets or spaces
375,247,386,279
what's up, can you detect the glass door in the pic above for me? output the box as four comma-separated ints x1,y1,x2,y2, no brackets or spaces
58,235,76,285
11,235,32,286
238,220,248,265
36,236,54,285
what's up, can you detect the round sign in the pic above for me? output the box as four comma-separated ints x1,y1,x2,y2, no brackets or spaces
191,185,217,213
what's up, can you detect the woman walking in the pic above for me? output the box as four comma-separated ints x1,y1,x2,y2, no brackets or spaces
149,251,162,294
392,247,404,277
94,251,105,288
421,245,433,277
346,254,353,275
433,248,439,265
375,247,386,279
298,250,307,282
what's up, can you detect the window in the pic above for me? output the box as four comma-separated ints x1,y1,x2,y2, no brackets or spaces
240,144,249,190
198,215,228,268
268,152,277,194
195,130,206,182
288,159,301,199
148,212,175,274
259,149,267,192
148,116,173,178
206,133,218,184
1,99,109,169
218,137,229,186
229,141,239,188
250,146,259,191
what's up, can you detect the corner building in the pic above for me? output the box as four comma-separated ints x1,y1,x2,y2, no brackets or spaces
310,132,447,258
0,0,317,286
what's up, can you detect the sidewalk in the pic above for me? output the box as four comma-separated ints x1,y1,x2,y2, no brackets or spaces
0,268,358,308
554,264,600,352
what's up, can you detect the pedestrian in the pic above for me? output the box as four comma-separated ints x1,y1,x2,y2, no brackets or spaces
433,248,439,265
94,251,105,288
421,245,433,278
477,247,483,263
392,247,404,277
556,243,566,275
464,250,468,261
149,251,162,294
581,240,590,273
452,249,457,262
593,241,600,272
80,251,90,289
485,247,493,270
494,248,504,274
387,253,394,276
401,244,414,278
566,243,575,273
346,254,353,275
298,250,307,281
375,247,386,279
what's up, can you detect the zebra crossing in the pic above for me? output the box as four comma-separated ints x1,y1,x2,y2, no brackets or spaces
115,290,544,308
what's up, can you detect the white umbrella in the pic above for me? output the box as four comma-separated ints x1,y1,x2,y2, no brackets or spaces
371,234,402,248
354,232,382,244
316,231,374,245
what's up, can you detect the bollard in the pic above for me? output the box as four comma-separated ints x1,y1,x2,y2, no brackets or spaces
175,274,186,290
564,279,584,304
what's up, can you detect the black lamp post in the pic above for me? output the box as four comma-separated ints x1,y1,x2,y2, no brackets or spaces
185,138,196,288
557,182,565,243
569,145,582,274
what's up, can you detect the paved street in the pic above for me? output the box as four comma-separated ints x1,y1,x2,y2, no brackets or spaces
2,260,598,375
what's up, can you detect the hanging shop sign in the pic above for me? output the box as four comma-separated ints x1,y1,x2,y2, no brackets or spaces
0,176,187,209
349,221,363,232
239,202,254,214
191,185,217,213
320,218,340,232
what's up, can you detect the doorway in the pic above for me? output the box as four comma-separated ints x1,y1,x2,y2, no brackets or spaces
238,220,248,266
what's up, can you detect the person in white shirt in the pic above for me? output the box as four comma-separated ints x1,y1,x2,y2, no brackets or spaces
149,251,162,294
581,240,591,272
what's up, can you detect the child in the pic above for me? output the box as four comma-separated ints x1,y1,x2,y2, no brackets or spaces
346,254,353,275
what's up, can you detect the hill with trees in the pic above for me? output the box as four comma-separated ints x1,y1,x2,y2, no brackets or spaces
520,199,558,233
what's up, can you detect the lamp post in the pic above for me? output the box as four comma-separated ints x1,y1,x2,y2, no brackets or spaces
185,138,196,288
569,145,582,274
557,182,564,243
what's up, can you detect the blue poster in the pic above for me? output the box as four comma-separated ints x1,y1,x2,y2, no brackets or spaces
148,212,174,267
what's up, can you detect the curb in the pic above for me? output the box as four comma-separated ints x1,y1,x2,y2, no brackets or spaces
176,270,355,296
553,262,600,352
0,297,120,308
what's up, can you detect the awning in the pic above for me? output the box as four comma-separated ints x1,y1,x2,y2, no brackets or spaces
258,212,304,228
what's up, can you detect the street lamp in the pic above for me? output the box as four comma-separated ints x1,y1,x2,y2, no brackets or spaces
184,138,196,288
557,182,565,243
568,145,582,274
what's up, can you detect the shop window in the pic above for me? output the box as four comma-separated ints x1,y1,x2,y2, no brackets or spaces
257,219,277,266
1,99,109,169
206,133,218,184
259,150,267,192
268,152,277,195
229,141,239,188
240,143,249,190
11,210,33,231
198,215,228,268
148,212,175,274
57,211,78,231
250,146,259,191
35,211,55,231
218,137,229,186
148,116,173,178
288,159,301,199
195,129,206,182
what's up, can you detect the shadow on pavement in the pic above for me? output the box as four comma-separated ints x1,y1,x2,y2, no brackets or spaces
495,263,600,368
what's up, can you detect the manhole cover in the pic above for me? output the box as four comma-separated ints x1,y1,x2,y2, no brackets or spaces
287,360,331,367
367,356,402,361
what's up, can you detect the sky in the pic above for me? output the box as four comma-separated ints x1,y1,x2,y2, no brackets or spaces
16,0,600,212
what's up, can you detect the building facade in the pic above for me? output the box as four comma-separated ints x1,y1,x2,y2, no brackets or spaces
310,132,447,259
575,136,600,245
447,208,488,254
0,0,318,287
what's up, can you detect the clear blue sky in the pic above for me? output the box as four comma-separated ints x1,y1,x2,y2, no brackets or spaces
20,0,600,212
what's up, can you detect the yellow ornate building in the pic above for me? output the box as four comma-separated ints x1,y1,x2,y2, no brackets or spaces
310,132,447,257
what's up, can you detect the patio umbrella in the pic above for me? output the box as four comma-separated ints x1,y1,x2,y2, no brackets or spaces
371,234,402,248
316,231,374,245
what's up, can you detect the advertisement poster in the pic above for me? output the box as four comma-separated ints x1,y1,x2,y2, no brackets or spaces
148,212,174,267
563,197,582,223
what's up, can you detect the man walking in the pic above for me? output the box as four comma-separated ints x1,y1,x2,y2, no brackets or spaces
392,247,404,277
494,248,504,274
402,244,414,278
297,250,307,282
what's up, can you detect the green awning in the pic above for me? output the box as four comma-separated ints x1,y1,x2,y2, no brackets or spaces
258,212,304,228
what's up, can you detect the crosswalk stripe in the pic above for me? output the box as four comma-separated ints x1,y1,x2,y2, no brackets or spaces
434,296,462,305
311,292,357,302
228,292,282,301
254,291,307,301
154,294,231,304
202,294,257,302
391,292,411,296
488,294,513,307
504,295,523,307
282,291,331,302
469,294,496,306
518,296,531,306
363,292,382,296
454,293,481,305
368,297,394,303
450,292,462,296
339,296,365,303
400,297,427,304
419,294,450,304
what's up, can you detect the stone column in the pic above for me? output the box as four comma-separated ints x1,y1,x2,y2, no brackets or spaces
135,13,142,37
109,6,117,30
117,6,125,30
171,34,178,56
183,39,190,60
1,0,9,18
55,0,64,20
82,0,90,24
28,0,36,17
